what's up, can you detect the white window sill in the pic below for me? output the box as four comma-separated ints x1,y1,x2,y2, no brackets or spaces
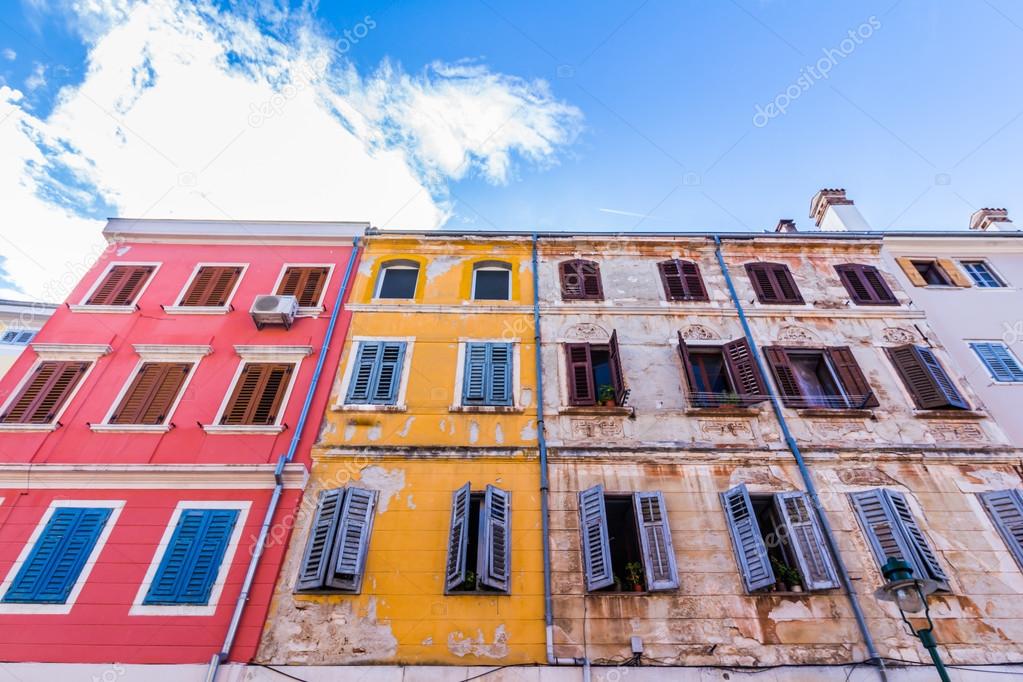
128,603,216,616
90,423,172,433
202,424,284,435
162,305,230,315
333,404,407,413
297,306,325,317
0,423,58,432
68,304,136,313
449,405,523,414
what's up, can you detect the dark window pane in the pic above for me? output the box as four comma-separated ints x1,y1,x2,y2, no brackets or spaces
378,267,418,299
689,350,731,396
601,496,643,593
474,269,510,300
789,352,844,407
591,348,612,396
912,261,950,286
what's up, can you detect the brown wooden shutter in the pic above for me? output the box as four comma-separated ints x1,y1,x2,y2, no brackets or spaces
836,264,897,305
676,331,699,398
886,345,969,410
1,361,89,424
111,362,192,424
763,347,802,406
658,260,708,301
559,260,603,300
180,266,242,306
936,258,972,288
826,347,878,408
220,362,294,425
564,343,594,406
608,329,628,406
723,338,767,405
86,265,155,306
895,257,928,287
745,263,803,304
277,266,330,306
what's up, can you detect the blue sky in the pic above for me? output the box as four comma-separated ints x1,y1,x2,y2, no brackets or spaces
0,1,1021,298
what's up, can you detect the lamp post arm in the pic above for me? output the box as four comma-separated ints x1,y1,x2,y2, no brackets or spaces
915,628,951,682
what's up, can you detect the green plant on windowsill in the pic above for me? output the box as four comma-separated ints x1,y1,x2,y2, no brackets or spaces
597,384,616,407
624,561,645,592
771,556,803,592
454,570,478,592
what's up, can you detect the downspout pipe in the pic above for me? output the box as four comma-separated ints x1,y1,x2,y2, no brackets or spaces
532,233,585,667
206,237,362,682
712,236,887,681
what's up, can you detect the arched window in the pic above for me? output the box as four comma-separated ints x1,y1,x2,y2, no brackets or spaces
375,260,420,299
471,261,512,301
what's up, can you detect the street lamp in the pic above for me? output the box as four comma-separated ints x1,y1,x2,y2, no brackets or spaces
877,557,950,682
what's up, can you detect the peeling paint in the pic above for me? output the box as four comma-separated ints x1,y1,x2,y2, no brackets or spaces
343,422,357,441
520,420,537,441
447,624,509,659
425,255,460,281
406,494,416,509
494,422,504,444
398,417,415,438
358,465,406,512
468,420,479,444
367,423,382,441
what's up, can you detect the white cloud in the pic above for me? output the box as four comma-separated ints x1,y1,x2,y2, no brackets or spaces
0,0,581,301
24,63,46,90
2,49,15,61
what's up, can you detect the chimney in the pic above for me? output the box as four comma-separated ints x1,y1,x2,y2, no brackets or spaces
809,188,870,232
969,208,1014,232
775,219,798,233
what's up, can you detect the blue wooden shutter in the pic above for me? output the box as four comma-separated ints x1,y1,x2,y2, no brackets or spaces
462,343,489,405
371,342,406,404
721,484,775,592
980,490,1023,570
774,493,839,591
971,343,1023,382
3,507,112,603
886,490,949,588
445,483,472,591
479,484,511,592
633,491,679,591
578,484,613,591
144,509,239,605
328,486,377,592
487,344,513,406
346,343,380,404
296,488,345,591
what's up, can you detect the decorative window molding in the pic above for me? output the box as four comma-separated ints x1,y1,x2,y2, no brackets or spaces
132,344,214,361
0,499,125,615
129,500,250,616
233,345,314,362
31,343,112,361
69,262,161,312
163,263,248,314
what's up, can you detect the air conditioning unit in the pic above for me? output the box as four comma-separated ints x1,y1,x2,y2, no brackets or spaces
250,294,299,329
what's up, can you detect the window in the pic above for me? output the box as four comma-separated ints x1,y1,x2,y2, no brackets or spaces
764,346,877,409
835,264,898,305
84,264,156,306
462,342,513,407
912,260,951,286
143,509,239,605
2,506,113,604
564,331,627,407
220,363,294,425
850,489,949,591
961,261,1005,288
472,262,511,301
677,335,766,407
177,265,243,307
374,260,420,299
578,485,679,592
895,257,972,288
559,259,603,300
978,490,1023,571
658,259,708,301
0,361,90,424
295,487,378,593
886,344,969,410
744,263,803,304
109,362,192,425
721,485,839,593
276,265,331,308
445,483,511,593
1,330,35,345
345,341,407,405
971,342,1023,383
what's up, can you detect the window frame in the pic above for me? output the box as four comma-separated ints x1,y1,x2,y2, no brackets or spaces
0,329,36,345
165,262,248,314
763,345,878,410
70,261,162,313
559,259,604,301
834,263,899,306
470,261,513,302
744,262,804,305
910,259,953,287
452,339,520,410
0,499,125,615
677,335,767,408
271,263,335,314
562,331,628,408
129,500,250,616
959,260,1007,288
336,337,415,411
372,259,421,300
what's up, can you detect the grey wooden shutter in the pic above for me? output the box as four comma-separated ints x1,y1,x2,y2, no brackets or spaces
979,490,1023,570
479,485,511,592
763,347,803,407
886,490,949,588
721,484,775,592
445,482,471,591
608,330,628,406
578,484,613,591
723,338,768,405
346,342,380,403
462,343,488,404
851,489,947,588
328,486,378,592
886,345,969,410
633,491,679,591
774,492,839,591
296,488,345,591
371,342,406,404
826,347,879,408
565,343,595,405
487,343,513,406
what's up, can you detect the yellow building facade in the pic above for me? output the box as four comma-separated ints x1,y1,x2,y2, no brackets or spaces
257,232,546,666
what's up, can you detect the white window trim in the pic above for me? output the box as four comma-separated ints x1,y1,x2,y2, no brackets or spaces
967,339,1023,384
91,345,212,432
203,346,311,434
372,263,420,300
270,263,335,316
69,261,162,313
0,344,110,432
163,262,249,314
0,499,125,615
129,500,251,616
335,336,415,411
450,338,522,411
471,264,512,302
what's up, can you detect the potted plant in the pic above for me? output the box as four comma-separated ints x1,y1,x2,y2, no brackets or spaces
624,561,644,592
456,570,478,592
597,384,616,407
770,557,803,592
613,574,623,592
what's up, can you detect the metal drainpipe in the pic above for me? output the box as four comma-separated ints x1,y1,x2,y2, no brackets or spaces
712,236,887,681
205,237,362,682
532,233,585,668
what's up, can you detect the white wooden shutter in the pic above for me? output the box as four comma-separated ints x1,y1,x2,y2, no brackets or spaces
578,484,613,591
774,492,839,591
328,486,378,592
979,490,1023,570
445,483,471,591
479,485,511,592
721,484,775,592
633,491,679,591
296,488,344,591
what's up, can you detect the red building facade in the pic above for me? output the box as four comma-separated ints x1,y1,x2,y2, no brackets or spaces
0,219,362,669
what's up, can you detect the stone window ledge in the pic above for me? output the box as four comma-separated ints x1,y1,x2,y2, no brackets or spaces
796,408,874,419
685,406,761,417
448,405,525,414
559,406,633,417
914,409,986,420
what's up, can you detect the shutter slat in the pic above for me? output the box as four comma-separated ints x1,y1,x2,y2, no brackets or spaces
633,491,679,591
774,492,839,591
221,363,293,425
346,343,380,404
723,338,767,405
565,343,595,406
181,266,241,307
980,490,1023,570
887,345,968,410
659,260,707,301
328,486,377,592
145,509,239,604
837,264,897,305
370,343,405,405
479,485,511,592
112,362,191,425
296,489,345,591
746,263,803,304
560,260,603,300
445,483,471,591
826,347,879,408
277,266,329,307
763,347,802,407
850,489,929,583
579,484,614,591
487,343,513,406
971,343,1023,383
676,331,701,406
721,484,775,592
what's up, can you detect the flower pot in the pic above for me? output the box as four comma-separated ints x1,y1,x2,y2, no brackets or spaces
631,584,644,592
790,585,803,593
